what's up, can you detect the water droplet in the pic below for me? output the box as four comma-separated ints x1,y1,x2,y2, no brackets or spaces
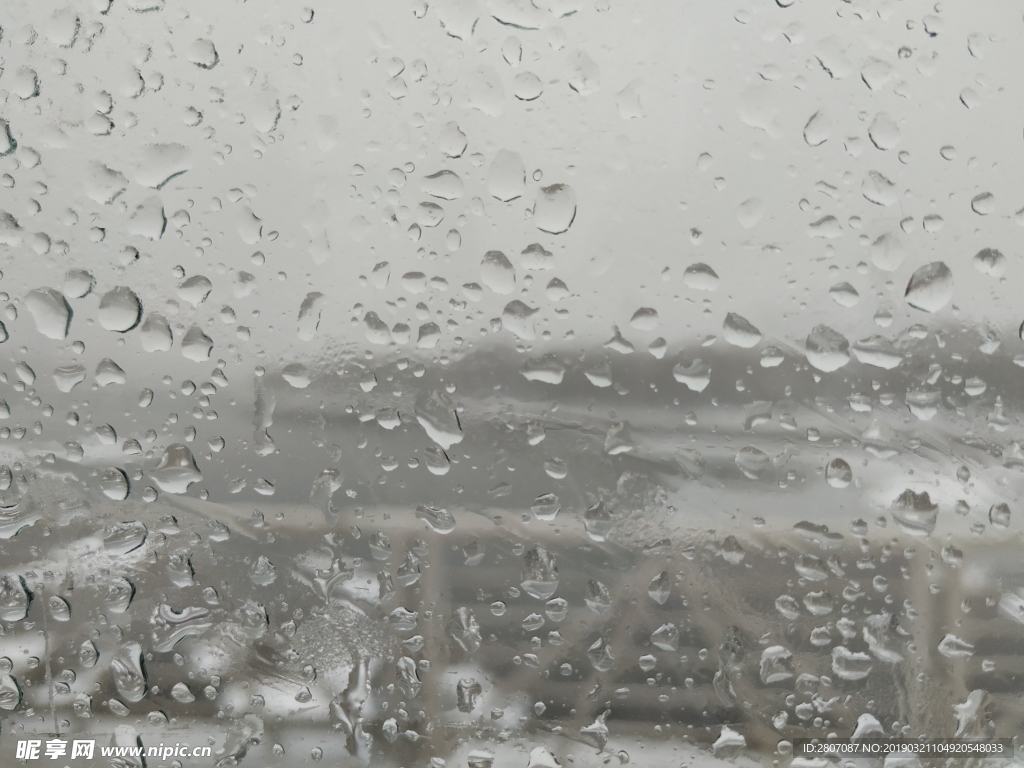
723,313,761,348
583,501,614,541
673,358,711,392
828,282,859,307
415,390,463,449
25,288,73,339
104,521,148,555
629,307,658,330
297,292,325,340
105,577,135,613
805,325,850,372
647,571,671,605
149,444,202,493
851,336,903,369
825,458,852,488
457,678,483,712
0,573,30,621
421,170,464,200
178,276,212,308
971,192,994,215
0,675,21,711
98,287,142,332
79,640,99,668
502,300,538,340
532,493,560,521
972,247,1005,277
682,262,719,291
862,171,897,206
870,232,906,271
735,446,770,479
440,122,467,158
111,641,147,702
415,504,456,534
651,623,679,651
448,607,481,652
521,547,559,600
481,251,515,294
171,682,196,703
803,111,830,146
140,314,173,352
905,262,953,312
937,634,974,658
868,112,900,150
760,646,795,684
534,184,576,234
513,72,544,101
831,646,873,681
188,38,219,69
100,468,130,500
487,150,525,202
182,324,213,361
989,503,1011,528
891,490,938,536
48,595,71,621
736,198,764,229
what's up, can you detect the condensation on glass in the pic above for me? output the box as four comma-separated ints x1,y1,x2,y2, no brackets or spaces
0,0,1022,765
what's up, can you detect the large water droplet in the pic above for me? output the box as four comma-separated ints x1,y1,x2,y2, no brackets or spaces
531,493,560,521
105,577,135,613
104,521,148,555
181,324,213,361
487,150,525,201
48,595,71,621
890,489,938,536
673,358,711,392
862,171,897,206
481,251,515,294
870,232,906,271
415,390,463,449
98,287,142,332
805,325,850,372
521,547,559,600
0,675,21,711
421,170,464,200
111,641,148,702
868,112,900,150
534,184,576,234
171,682,196,703
583,501,614,541
140,314,173,352
905,262,953,312
648,571,671,605
937,634,974,659
735,446,770,479
100,468,130,500
651,623,679,651
448,607,481,653
803,111,830,146
760,646,795,685
152,603,214,652
25,288,72,339
831,646,873,680
415,504,456,534
852,336,903,369
0,573,30,621
825,458,852,488
682,263,719,291
149,444,202,493
723,313,762,348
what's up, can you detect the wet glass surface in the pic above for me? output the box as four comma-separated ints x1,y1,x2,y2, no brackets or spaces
0,0,1023,765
